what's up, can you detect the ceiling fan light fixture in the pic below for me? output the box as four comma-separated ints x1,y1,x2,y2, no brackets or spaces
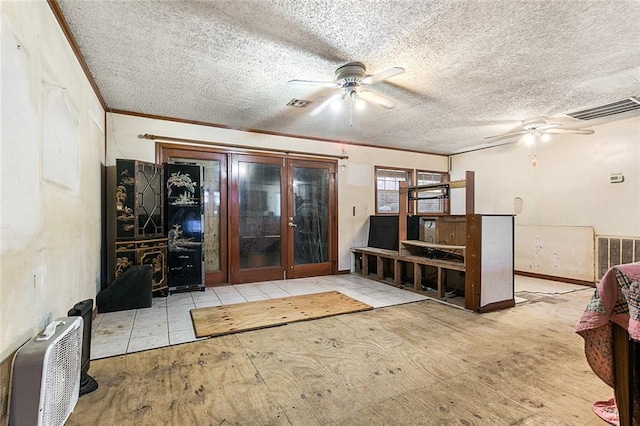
289,61,404,123
521,132,535,146
349,89,365,110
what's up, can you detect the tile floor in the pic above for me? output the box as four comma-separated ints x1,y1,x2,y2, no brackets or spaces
90,273,587,360
90,274,429,360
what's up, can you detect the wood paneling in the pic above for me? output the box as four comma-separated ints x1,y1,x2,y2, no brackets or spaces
435,216,466,245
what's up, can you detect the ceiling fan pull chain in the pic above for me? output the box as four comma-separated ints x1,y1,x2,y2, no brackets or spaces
530,133,538,168
349,94,353,127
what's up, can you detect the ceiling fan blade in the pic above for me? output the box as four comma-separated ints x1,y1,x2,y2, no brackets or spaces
362,67,405,85
287,79,338,88
484,130,528,141
539,123,561,130
309,92,343,116
544,128,595,135
358,89,396,109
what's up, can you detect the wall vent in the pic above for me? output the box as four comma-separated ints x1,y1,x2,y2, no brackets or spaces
287,98,311,108
567,97,640,121
596,235,640,280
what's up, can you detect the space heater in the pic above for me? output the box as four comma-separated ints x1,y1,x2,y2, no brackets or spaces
68,299,98,395
8,317,83,426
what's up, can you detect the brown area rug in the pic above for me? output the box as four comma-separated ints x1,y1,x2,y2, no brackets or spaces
190,290,372,338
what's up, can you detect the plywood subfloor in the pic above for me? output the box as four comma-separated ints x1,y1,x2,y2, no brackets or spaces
190,291,373,338
67,283,610,425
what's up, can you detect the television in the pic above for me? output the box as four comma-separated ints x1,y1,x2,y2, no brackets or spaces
68,299,98,395
367,215,420,250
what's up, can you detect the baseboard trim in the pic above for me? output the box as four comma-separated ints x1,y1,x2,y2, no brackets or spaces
515,270,595,287
337,269,351,275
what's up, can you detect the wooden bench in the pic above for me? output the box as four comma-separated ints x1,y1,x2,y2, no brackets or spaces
399,240,466,296
351,247,400,282
351,243,467,300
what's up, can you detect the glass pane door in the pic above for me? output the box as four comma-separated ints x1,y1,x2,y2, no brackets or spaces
230,154,286,283
160,145,337,285
287,160,335,278
160,148,227,285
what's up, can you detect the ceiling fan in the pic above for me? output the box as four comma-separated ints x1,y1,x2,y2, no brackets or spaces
485,116,595,167
485,116,595,142
288,62,404,124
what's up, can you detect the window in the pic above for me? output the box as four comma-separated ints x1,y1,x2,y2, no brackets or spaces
375,167,412,214
416,170,448,214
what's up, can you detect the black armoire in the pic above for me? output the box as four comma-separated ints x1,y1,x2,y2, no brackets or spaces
108,159,168,295
165,163,205,292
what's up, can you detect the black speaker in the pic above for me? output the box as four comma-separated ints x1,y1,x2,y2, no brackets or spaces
68,299,98,395
367,215,420,250
407,216,420,241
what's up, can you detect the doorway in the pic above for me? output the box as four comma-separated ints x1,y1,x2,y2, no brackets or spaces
158,145,337,285
287,159,335,279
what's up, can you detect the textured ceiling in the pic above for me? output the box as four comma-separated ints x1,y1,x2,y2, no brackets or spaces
56,0,640,154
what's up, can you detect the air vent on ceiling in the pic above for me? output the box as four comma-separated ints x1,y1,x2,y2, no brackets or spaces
287,98,311,108
567,97,640,121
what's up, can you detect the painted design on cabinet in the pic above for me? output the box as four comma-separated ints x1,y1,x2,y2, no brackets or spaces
168,224,202,251
115,169,135,234
140,250,166,289
115,256,133,278
165,163,204,291
115,239,168,291
167,172,196,205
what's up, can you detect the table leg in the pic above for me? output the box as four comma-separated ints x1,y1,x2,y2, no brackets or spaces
613,322,633,426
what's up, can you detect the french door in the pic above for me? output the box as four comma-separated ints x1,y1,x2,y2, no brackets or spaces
286,159,335,279
159,144,336,285
229,155,336,283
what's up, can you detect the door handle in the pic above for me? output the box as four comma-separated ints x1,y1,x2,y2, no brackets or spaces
288,222,298,227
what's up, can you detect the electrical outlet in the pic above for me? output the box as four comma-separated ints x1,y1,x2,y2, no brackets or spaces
610,173,624,183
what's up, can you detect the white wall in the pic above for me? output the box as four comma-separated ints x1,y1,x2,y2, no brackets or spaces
451,116,640,280
106,113,449,271
1,1,105,362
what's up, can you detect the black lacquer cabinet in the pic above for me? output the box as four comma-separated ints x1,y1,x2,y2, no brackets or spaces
115,159,164,240
165,163,205,292
108,159,168,294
